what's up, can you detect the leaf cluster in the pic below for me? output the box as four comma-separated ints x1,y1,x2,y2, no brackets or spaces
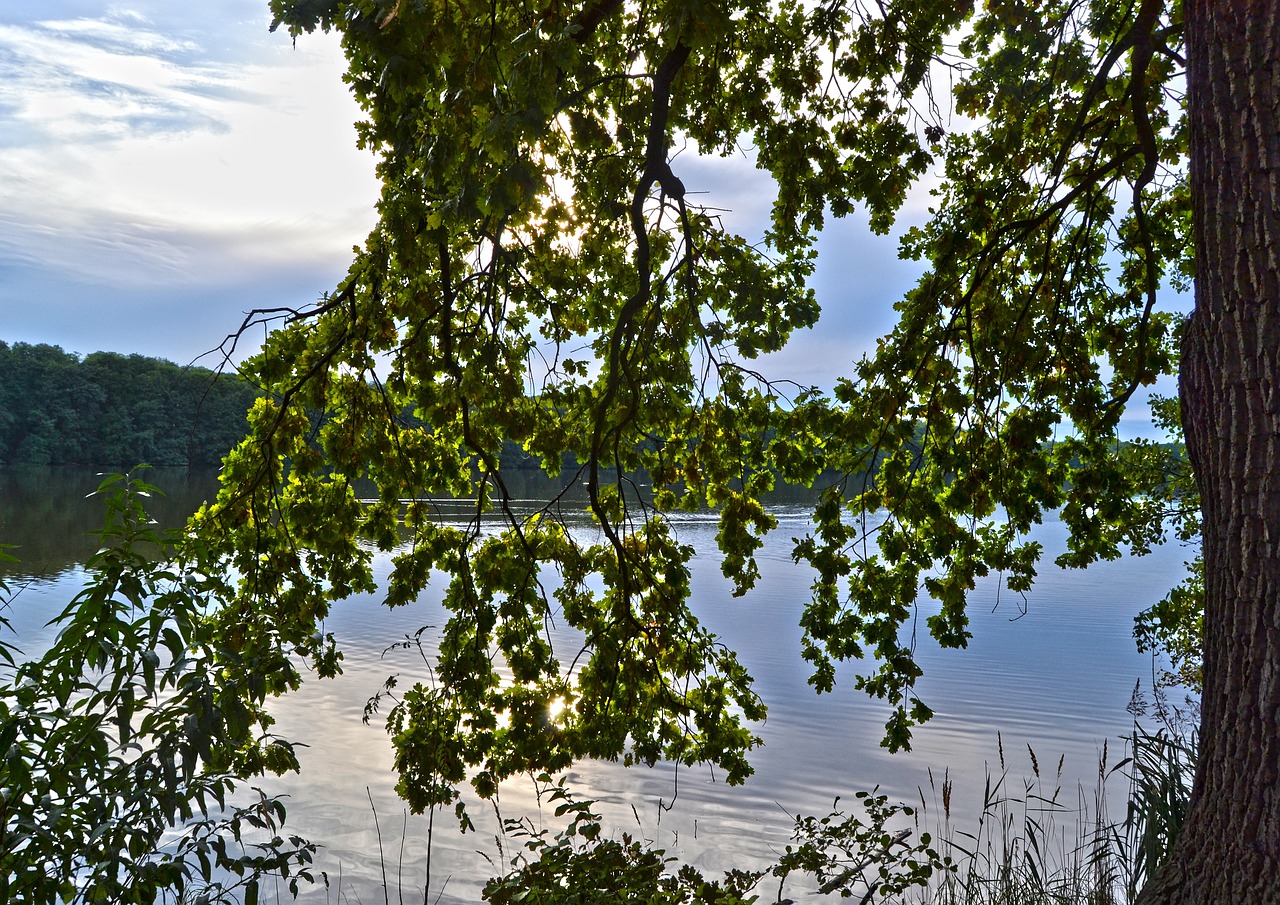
0,474,321,903
190,0,1199,812
484,777,760,903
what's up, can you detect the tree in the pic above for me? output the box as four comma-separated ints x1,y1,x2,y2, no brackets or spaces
1134,3,1280,901
0,343,262,466
0,343,98,465
188,0,1275,900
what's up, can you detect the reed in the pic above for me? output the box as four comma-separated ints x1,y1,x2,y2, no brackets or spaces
328,706,1198,904
902,717,1197,905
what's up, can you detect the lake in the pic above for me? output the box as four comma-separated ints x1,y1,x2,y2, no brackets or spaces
0,467,1194,902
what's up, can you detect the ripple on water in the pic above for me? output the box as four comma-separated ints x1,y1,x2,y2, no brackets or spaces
6,486,1191,903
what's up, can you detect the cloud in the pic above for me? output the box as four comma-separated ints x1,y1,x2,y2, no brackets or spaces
0,6,379,362
0,16,242,144
0,212,361,366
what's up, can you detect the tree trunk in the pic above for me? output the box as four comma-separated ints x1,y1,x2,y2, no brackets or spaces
1137,2,1280,902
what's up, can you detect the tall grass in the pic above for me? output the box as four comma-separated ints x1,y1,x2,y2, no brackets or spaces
906,697,1198,905
321,692,1199,905
911,735,1120,905
1111,697,1198,903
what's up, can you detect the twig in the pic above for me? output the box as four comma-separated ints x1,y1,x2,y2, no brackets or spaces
398,809,407,905
368,787,389,905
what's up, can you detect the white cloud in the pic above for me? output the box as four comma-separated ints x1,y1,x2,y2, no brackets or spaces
0,18,230,144
38,16,200,55
0,8,378,362
103,6,154,27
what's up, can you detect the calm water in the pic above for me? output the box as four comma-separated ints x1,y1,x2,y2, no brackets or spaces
0,468,1193,902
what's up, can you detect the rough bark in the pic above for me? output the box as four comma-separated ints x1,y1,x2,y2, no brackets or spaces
1137,1,1280,902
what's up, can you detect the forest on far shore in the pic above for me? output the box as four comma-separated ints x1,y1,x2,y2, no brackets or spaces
0,341,260,467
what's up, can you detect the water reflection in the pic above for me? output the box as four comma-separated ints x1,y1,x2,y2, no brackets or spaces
0,466,222,579
0,468,1191,903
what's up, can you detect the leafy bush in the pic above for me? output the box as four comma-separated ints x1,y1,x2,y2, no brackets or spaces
0,473,321,904
483,777,947,904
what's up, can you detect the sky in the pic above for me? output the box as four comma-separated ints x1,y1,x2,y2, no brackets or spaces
0,2,925,385
0,3,380,366
0,4,1172,432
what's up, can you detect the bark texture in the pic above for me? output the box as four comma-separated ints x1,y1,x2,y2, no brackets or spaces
1138,1,1280,902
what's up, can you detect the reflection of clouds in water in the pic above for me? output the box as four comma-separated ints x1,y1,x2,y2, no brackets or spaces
255,511,1187,902
3,469,1187,902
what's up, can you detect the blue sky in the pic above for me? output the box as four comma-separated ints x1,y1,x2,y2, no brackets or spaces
0,3,379,365
0,4,1174,433
0,2,927,386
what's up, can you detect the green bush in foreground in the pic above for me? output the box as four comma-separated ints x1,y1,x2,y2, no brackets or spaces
484,779,946,904
0,474,321,904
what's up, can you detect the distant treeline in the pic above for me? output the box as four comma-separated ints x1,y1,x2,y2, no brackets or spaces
0,342,260,467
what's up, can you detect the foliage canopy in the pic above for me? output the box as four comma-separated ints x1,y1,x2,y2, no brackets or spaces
188,0,1194,816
